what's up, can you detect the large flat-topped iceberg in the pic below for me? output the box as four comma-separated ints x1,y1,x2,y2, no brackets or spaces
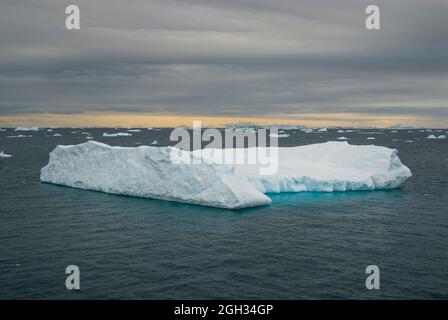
40,141,270,209
41,141,411,209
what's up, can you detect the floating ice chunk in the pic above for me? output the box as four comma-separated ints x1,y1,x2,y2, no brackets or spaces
405,140,413,143
8,134,32,138
128,129,141,132
103,132,132,137
0,151,12,158
41,141,411,209
318,128,327,132
337,136,348,140
270,133,290,138
41,141,270,209
151,140,159,145
366,137,376,140
0,128,6,132
337,130,345,133
47,129,53,132
15,126,39,132
53,134,62,137
427,134,445,139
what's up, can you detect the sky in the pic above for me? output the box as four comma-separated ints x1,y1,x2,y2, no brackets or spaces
0,0,447,127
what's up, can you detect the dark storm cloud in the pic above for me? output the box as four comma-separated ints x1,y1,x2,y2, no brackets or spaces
0,0,447,118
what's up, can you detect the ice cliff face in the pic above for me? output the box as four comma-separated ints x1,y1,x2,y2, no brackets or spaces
40,141,412,209
40,141,270,209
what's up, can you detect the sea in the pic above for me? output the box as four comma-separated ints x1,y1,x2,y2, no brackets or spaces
0,127,447,299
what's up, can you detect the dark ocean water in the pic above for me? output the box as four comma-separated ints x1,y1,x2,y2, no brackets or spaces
0,127,447,299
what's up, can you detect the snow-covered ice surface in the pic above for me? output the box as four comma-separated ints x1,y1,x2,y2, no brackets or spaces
41,141,412,209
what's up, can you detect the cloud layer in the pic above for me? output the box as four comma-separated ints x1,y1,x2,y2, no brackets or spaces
0,0,447,125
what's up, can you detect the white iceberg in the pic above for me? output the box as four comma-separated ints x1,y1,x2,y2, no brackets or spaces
270,133,290,138
41,141,270,209
427,134,445,139
14,126,39,132
317,128,327,132
53,134,62,137
128,129,141,132
366,137,376,140
0,151,12,158
41,141,412,209
151,140,159,145
337,136,348,140
103,132,132,137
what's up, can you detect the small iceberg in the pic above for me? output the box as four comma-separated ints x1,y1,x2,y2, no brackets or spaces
337,136,348,140
103,132,132,137
0,151,12,158
53,134,62,137
270,133,290,138
128,129,141,132
14,127,39,132
366,137,376,140
151,140,159,145
427,134,446,139
41,141,412,209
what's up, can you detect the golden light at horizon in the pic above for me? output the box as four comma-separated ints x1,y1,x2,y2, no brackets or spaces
0,112,446,128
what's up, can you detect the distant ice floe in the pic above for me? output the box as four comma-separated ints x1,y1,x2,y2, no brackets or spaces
270,133,290,138
47,129,53,132
128,129,141,132
366,137,376,140
389,124,414,130
14,127,39,132
0,151,12,158
317,128,327,132
337,136,348,140
405,140,414,143
103,132,132,137
0,128,6,132
53,134,62,137
427,134,446,139
40,141,412,209
7,135,32,138
151,140,159,145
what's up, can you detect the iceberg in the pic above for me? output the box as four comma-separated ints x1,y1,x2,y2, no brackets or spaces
270,133,290,138
427,134,446,139
337,136,348,140
103,132,132,137
41,141,412,209
41,141,270,209
0,151,12,158
14,126,39,131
